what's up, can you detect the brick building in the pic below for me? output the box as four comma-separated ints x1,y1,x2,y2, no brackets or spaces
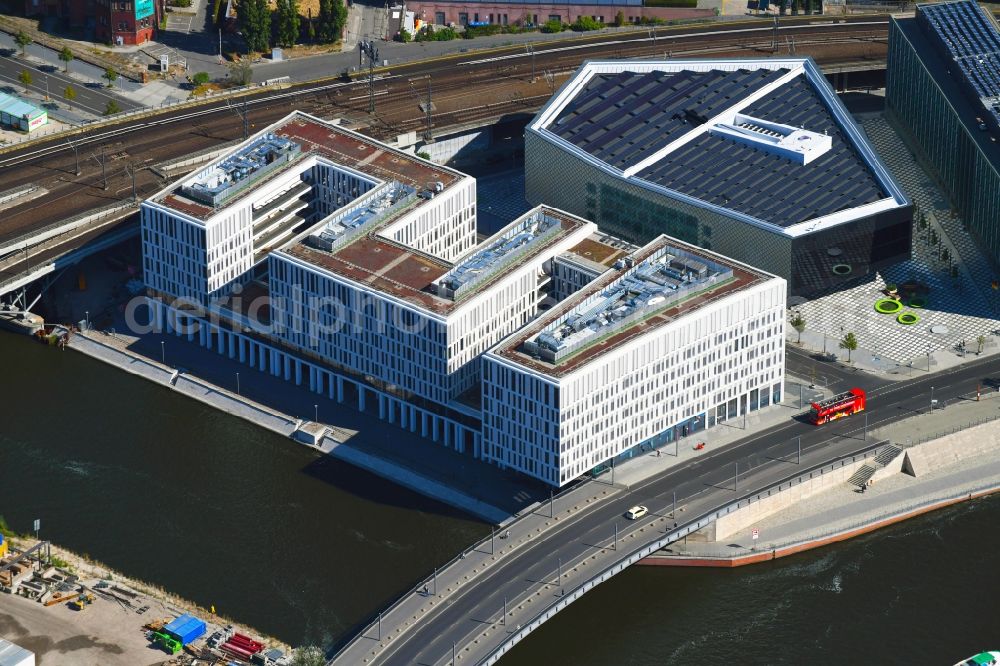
24,0,163,45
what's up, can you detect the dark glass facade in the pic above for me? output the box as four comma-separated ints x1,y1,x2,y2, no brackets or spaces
887,17,1000,270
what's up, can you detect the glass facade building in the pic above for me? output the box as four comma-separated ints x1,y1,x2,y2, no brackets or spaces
887,12,1000,269
526,58,913,297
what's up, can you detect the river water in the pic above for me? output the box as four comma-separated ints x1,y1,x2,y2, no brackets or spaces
1,331,997,663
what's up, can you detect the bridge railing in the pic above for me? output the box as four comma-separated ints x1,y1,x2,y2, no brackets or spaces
326,477,592,661
481,440,889,665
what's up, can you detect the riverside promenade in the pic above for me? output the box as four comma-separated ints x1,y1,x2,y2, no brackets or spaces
67,324,823,520
642,391,1000,566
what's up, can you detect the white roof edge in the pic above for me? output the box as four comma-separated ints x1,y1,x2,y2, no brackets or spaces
528,57,911,235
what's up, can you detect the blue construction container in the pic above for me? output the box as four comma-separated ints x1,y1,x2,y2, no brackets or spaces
164,614,207,646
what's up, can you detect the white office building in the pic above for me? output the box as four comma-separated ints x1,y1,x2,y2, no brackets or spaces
483,235,787,486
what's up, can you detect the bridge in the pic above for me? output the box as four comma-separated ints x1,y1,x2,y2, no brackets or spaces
0,15,889,301
329,352,1000,665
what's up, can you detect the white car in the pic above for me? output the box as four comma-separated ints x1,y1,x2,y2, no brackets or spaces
625,505,648,520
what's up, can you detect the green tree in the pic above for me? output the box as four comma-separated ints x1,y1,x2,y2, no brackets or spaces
14,30,31,56
192,71,210,86
237,0,272,53
58,46,75,72
291,646,325,666
18,69,31,92
541,18,564,33
104,99,122,115
276,0,301,48
615,10,625,26
397,27,412,42
103,66,118,87
227,58,253,86
839,331,858,363
63,85,77,103
977,334,986,355
790,312,805,344
316,0,347,43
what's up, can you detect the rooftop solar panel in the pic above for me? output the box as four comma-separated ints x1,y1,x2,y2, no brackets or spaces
918,1,1000,125
632,75,886,227
549,68,789,169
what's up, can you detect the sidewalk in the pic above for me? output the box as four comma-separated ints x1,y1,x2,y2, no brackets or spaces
642,391,1000,565
69,329,516,523
643,447,1000,565
610,378,817,489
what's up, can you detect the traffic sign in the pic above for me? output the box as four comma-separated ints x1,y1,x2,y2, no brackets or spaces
751,528,759,540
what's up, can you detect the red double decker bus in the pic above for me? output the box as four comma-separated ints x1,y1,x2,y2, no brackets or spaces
808,388,866,425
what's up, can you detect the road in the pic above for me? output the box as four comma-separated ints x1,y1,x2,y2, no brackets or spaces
0,17,888,247
348,350,1000,665
0,51,141,116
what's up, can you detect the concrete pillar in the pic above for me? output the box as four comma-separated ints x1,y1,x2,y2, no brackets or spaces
378,394,385,420
228,333,235,359
258,344,266,371
421,413,428,438
474,432,482,459
294,362,302,386
400,402,407,429
153,300,165,332
359,387,366,412
217,328,225,354
198,325,206,347
284,356,291,381
432,417,439,442
336,377,344,403
238,338,246,363
455,427,464,453
388,399,396,425
444,422,452,448
410,406,417,433
248,342,255,368
309,366,317,392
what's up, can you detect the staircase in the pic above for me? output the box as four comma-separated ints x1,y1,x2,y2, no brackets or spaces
848,464,877,488
849,444,904,489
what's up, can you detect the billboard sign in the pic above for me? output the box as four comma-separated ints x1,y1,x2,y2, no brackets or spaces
136,0,154,19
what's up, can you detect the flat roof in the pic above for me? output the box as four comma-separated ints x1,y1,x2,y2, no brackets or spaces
532,59,907,233
895,13,1000,168
492,234,776,378
151,112,461,222
563,233,636,269
283,207,590,316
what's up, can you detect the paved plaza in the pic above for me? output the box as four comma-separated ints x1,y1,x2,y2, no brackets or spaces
792,114,1000,370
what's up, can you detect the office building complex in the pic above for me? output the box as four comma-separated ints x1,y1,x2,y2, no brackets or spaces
141,111,785,486
483,237,786,485
888,1,1000,268
525,58,913,296
408,2,710,30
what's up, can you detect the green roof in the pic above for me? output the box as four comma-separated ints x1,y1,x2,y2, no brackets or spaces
970,653,997,665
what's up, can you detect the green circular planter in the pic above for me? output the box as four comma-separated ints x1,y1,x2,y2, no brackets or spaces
897,311,919,325
875,298,902,314
908,296,927,309
832,263,852,276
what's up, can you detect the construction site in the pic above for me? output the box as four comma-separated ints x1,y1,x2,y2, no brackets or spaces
0,534,291,666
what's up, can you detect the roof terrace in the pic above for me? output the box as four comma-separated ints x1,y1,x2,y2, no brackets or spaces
494,235,772,377
283,207,590,316
152,111,461,222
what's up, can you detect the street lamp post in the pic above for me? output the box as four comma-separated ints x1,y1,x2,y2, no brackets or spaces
314,404,318,423
160,340,165,364
236,372,240,396
930,385,935,411
84,310,89,330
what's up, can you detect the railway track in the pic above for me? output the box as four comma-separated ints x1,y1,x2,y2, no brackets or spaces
0,18,889,246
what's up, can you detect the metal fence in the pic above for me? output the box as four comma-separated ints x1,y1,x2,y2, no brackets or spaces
687,479,1000,560
480,440,888,665
327,476,592,661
